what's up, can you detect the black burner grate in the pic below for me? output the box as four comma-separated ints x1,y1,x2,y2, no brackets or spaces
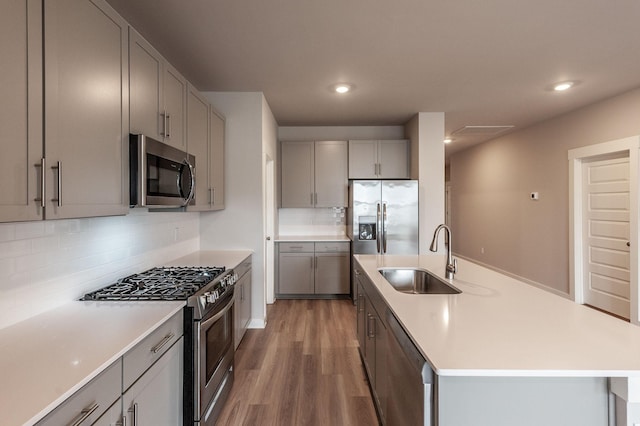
82,266,225,301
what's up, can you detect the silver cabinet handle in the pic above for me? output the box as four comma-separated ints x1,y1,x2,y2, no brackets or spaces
209,188,214,206
150,332,175,354
51,161,62,207
69,402,99,426
314,192,318,205
367,314,375,339
378,163,382,176
310,192,314,206
161,111,167,137
116,415,126,426
34,158,45,208
128,402,138,426
166,113,171,138
357,294,364,313
373,163,377,176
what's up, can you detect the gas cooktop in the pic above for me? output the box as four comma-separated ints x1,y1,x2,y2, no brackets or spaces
81,266,226,301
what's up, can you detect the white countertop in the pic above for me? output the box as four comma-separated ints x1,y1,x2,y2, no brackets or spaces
275,235,350,242
355,254,640,378
0,301,184,426
1,249,253,426
167,249,253,269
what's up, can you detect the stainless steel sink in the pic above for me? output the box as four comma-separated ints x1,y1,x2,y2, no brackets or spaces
378,268,462,294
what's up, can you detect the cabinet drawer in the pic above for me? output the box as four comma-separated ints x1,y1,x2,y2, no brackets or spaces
37,359,121,426
123,310,183,391
315,241,350,253
234,255,252,279
279,242,314,253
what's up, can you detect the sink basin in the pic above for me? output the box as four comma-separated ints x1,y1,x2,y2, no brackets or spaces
378,268,462,294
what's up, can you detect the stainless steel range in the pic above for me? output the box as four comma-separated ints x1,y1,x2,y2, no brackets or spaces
82,266,237,426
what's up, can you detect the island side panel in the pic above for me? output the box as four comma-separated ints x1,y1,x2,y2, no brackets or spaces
437,376,609,426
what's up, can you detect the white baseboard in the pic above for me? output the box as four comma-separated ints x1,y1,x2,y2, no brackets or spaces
247,318,266,329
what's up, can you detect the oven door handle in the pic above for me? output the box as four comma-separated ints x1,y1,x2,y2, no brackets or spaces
200,294,234,329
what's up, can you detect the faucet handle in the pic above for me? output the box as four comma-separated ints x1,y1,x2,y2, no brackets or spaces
453,258,458,273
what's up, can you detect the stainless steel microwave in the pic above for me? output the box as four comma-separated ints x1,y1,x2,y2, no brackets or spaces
130,134,196,207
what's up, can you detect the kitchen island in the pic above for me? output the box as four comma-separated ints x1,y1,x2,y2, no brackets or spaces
355,254,640,425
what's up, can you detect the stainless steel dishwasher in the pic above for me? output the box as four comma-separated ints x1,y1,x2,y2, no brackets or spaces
386,310,434,426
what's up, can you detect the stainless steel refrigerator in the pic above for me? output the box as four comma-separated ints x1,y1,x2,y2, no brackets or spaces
348,180,419,296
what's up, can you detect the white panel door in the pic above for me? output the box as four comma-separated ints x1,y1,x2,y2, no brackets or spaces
582,155,630,319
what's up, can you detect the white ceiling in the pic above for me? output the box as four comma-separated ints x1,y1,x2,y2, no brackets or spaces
105,0,640,156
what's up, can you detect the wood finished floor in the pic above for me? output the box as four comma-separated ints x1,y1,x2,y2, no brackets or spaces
216,299,379,425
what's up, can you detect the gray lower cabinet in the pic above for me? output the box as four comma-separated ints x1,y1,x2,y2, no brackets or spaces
37,311,183,426
355,261,611,426
355,268,388,423
277,241,350,297
234,255,252,349
122,337,183,426
36,359,122,426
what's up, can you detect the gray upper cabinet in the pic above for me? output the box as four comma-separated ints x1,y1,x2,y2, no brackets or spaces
43,0,129,220
209,107,226,210
129,28,186,151
186,85,209,210
186,87,226,212
280,140,347,208
348,139,410,179
0,0,43,222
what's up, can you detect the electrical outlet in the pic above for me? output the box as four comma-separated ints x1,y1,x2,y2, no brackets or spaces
481,247,485,254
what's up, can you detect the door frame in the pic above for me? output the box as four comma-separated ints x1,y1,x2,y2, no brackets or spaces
568,136,640,324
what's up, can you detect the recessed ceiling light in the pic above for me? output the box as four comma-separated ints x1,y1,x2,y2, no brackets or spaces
333,84,352,94
444,138,452,144
553,81,574,92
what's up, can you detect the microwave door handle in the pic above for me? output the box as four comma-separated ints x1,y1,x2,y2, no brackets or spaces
180,159,196,206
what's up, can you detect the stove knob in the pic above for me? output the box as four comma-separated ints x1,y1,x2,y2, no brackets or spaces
199,294,208,306
206,292,217,303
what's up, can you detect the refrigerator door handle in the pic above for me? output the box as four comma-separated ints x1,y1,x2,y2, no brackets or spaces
376,202,382,253
382,202,388,253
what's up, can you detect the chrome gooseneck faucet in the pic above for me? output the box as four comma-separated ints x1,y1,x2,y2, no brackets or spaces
429,224,457,279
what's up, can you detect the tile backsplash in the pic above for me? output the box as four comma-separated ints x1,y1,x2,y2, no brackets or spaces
0,209,200,328
278,208,346,236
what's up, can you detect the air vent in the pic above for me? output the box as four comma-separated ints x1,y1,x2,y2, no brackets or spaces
451,125,514,136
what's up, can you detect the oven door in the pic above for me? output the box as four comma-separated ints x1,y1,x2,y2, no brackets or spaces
197,290,234,425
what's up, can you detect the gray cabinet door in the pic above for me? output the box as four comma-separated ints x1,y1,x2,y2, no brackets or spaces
234,269,252,348
0,0,43,222
314,253,350,294
356,278,367,354
348,140,378,179
278,252,314,294
378,140,409,179
314,140,348,207
281,141,314,207
186,85,209,210
122,338,183,426
209,107,225,210
43,0,128,219
129,28,163,141
162,64,187,150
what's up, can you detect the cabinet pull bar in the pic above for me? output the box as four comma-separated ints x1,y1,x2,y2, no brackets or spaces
314,192,317,205
150,332,175,354
116,415,126,426
161,111,167,137
128,402,139,426
209,188,214,206
70,402,99,426
310,192,314,206
367,314,375,339
378,163,381,176
166,114,171,138
34,158,45,208
51,161,62,207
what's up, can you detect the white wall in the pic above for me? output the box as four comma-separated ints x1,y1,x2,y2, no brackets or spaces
278,125,404,141
0,210,199,328
201,92,274,327
405,113,446,253
449,87,640,295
